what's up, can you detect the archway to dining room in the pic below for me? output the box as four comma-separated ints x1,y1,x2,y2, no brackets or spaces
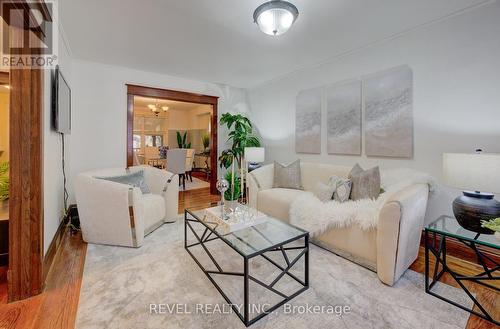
126,85,221,212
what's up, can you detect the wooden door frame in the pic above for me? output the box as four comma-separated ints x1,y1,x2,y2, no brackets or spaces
126,84,219,195
5,0,51,301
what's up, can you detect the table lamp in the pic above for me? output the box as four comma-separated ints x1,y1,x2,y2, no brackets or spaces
443,151,500,234
244,147,265,172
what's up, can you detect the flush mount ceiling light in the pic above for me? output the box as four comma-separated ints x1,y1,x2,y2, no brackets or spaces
253,0,299,36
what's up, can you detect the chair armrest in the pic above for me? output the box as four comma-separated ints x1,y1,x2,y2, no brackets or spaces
376,184,429,285
247,163,274,209
75,174,145,247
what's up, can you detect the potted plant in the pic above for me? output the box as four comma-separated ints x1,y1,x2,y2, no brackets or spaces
482,218,500,241
0,162,8,201
218,113,260,201
176,131,191,149
202,134,210,153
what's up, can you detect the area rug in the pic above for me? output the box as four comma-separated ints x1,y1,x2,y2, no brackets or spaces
76,217,472,329
182,177,210,191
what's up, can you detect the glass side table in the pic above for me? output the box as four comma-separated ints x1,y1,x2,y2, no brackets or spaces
425,215,499,326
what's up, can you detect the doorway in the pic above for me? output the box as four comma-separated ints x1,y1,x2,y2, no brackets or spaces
126,85,219,195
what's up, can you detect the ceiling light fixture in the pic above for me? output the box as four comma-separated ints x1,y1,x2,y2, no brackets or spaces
253,0,299,36
147,100,169,116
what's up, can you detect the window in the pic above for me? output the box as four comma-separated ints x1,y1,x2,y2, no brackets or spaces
145,135,163,147
133,134,141,149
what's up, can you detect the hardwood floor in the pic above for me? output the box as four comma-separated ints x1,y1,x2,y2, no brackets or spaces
178,187,220,213
0,228,86,329
0,187,498,328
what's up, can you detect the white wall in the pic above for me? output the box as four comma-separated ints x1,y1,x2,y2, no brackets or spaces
247,2,500,224
43,6,73,254
69,60,249,201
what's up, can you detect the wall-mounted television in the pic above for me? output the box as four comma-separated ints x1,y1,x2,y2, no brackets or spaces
52,65,71,134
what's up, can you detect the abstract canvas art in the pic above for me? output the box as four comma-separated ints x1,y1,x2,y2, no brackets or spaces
364,66,413,158
296,88,321,154
327,80,362,155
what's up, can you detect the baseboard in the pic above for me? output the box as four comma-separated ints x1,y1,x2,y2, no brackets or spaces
420,231,500,268
43,219,67,281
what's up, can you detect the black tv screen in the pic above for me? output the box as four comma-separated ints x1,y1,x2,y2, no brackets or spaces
52,66,71,134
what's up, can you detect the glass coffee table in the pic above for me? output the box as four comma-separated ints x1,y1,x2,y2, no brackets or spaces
184,206,309,327
425,215,499,326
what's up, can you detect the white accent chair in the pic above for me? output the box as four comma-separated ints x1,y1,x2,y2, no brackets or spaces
75,165,179,248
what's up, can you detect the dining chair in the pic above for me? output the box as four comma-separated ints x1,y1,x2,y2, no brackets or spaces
185,148,196,182
166,149,188,190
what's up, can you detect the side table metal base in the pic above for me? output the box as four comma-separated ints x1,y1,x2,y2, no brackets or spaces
425,230,500,326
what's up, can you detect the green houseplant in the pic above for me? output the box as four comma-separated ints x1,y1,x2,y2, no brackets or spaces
0,162,9,201
201,134,210,152
176,131,191,149
218,113,260,201
482,218,500,241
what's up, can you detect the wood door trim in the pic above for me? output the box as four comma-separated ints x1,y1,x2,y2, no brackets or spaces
0,72,9,85
6,0,50,301
126,85,219,195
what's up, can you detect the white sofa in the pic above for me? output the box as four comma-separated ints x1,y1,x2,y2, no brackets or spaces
247,162,429,286
75,165,179,248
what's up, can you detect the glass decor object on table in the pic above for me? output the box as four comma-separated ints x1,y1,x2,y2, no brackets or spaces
204,203,266,234
184,205,309,327
424,215,499,326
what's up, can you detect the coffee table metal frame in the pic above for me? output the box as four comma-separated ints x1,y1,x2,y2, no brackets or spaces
184,209,309,327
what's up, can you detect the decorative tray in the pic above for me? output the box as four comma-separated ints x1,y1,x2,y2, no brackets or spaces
203,204,267,234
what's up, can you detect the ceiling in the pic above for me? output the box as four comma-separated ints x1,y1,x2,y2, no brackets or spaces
60,0,489,88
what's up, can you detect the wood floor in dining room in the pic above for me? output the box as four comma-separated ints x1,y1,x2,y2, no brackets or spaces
0,187,497,329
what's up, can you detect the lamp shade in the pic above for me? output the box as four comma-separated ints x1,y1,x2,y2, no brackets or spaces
245,147,265,163
443,153,500,193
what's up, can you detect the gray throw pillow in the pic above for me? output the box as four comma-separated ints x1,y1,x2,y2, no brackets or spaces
348,164,380,201
312,182,336,202
329,176,352,203
273,160,303,190
97,170,151,194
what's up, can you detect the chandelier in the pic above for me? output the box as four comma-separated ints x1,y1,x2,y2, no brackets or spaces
147,100,169,116
253,0,299,36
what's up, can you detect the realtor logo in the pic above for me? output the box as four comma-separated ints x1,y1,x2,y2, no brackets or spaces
1,0,58,68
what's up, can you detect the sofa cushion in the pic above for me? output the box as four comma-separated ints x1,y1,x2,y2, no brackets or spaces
258,188,305,222
140,194,165,232
349,164,381,201
273,160,303,190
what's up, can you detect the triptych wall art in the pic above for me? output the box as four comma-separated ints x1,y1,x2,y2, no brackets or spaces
295,88,322,154
295,65,413,158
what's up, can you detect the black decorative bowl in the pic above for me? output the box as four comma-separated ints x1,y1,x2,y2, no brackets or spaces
452,192,500,234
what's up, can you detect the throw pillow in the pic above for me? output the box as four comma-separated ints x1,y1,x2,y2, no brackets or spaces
273,160,303,190
348,164,381,200
328,176,352,203
312,182,336,202
97,170,151,194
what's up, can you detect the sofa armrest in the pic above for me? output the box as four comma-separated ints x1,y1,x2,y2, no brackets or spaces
376,184,429,285
75,174,144,247
247,163,274,209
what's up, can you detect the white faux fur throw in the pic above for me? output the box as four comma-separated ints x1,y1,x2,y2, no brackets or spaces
289,168,436,237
